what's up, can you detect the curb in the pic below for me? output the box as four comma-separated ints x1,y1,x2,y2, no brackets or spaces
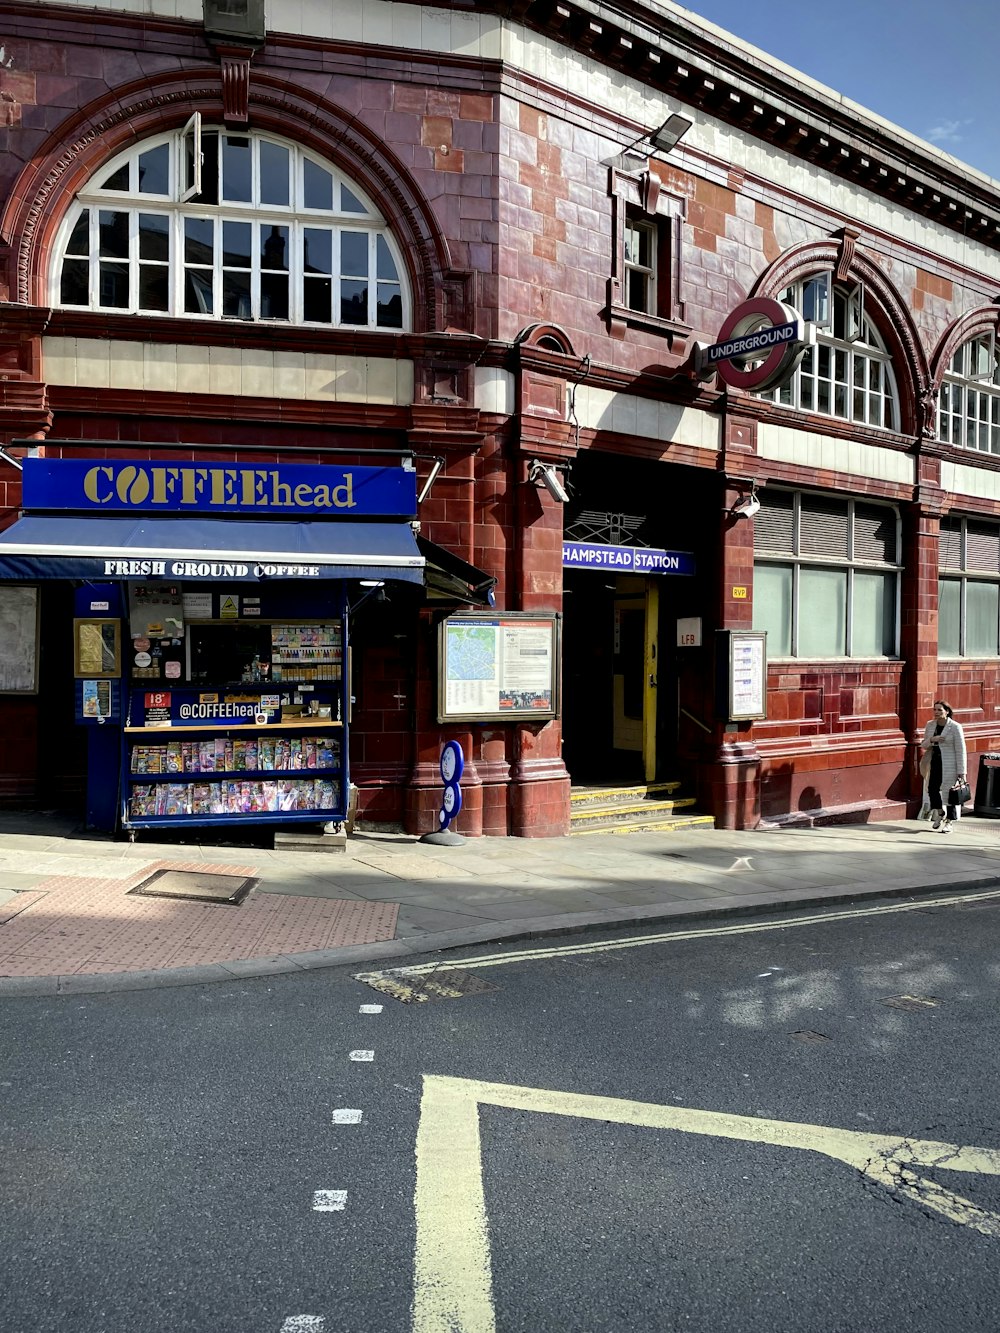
3,869,1000,998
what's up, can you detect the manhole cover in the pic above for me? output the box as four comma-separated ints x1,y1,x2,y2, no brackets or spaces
789,1030,831,1043
355,966,498,1003
129,869,255,905
883,994,940,1012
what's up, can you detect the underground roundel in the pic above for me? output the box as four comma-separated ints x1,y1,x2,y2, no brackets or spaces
709,297,807,393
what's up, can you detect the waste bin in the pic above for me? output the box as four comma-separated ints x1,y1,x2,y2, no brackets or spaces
973,753,1000,816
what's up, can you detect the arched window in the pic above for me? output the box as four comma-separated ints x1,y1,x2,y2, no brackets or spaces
53,124,409,330
759,275,898,430
938,335,1000,454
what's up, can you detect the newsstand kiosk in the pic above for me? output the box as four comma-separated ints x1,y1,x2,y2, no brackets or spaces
0,455,425,837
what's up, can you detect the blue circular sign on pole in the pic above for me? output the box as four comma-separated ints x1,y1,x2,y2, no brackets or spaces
439,740,464,829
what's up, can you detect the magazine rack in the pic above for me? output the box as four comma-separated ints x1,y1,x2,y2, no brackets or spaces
120,617,349,832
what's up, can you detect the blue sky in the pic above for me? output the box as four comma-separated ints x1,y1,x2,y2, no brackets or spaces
677,0,1000,182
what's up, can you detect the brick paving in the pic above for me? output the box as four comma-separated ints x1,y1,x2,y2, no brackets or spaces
0,860,398,977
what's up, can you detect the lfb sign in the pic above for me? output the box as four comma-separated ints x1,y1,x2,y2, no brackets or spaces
697,298,812,393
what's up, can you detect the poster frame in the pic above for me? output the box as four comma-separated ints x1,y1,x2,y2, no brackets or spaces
717,628,768,721
0,585,40,693
73,617,122,680
436,611,561,724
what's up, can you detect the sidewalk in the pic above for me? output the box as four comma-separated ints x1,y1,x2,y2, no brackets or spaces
1,810,999,995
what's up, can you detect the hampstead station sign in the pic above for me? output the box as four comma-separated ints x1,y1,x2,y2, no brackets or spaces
21,459,417,519
563,542,695,575
696,297,812,393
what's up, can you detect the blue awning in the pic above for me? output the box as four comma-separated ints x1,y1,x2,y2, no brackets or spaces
0,516,426,583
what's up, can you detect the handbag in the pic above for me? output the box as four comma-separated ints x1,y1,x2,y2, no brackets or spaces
950,781,971,806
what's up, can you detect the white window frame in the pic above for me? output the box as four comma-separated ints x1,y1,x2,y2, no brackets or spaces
623,218,657,316
937,334,1000,455
180,112,202,203
760,276,897,430
53,127,410,331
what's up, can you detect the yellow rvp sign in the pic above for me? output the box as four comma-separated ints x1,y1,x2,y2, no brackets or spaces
732,585,747,599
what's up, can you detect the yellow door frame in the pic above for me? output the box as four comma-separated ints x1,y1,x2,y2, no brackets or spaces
642,580,658,782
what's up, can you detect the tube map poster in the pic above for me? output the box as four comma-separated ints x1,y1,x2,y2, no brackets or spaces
442,617,556,719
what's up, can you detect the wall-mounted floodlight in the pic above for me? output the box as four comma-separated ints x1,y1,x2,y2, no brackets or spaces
605,111,695,168
650,113,693,154
529,460,570,504
417,457,444,504
731,483,760,520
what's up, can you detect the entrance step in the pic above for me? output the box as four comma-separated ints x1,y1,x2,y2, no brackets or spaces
570,782,715,836
273,827,347,853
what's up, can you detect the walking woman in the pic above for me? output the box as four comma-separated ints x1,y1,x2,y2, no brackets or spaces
920,700,968,832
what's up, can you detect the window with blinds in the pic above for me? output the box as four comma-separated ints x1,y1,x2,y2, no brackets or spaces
938,515,1000,656
752,488,900,658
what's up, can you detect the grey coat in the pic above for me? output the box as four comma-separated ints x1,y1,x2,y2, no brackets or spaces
920,716,968,805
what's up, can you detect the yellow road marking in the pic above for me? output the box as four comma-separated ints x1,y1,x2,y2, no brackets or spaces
412,1075,1000,1333
361,885,1000,988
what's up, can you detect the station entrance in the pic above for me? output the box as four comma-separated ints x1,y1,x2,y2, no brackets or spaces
557,453,714,794
561,571,663,783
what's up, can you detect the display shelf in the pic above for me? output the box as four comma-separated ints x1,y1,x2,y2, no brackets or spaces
125,719,342,734
188,675,342,686
128,767,340,782
125,810,340,829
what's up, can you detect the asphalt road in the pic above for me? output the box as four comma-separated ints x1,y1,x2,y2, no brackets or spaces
3,887,1000,1333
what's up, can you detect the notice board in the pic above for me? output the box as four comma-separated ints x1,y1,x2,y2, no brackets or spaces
0,586,39,693
437,613,560,722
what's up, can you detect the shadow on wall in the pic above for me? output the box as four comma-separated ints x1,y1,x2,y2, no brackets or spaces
763,763,840,819
761,758,912,823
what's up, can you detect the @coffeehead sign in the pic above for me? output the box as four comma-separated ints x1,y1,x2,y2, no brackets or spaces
697,297,812,393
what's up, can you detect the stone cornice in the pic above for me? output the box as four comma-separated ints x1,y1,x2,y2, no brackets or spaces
407,0,1000,251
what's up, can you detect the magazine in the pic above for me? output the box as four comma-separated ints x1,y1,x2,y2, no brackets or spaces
130,785,156,818
164,784,188,816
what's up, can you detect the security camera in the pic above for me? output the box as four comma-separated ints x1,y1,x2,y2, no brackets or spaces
529,460,570,504
732,493,760,519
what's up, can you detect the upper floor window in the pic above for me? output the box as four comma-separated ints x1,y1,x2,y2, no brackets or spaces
54,125,408,330
938,335,1000,455
759,275,898,431
607,168,686,336
624,217,657,314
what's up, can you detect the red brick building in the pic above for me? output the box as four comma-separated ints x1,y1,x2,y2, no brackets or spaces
1,0,999,835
